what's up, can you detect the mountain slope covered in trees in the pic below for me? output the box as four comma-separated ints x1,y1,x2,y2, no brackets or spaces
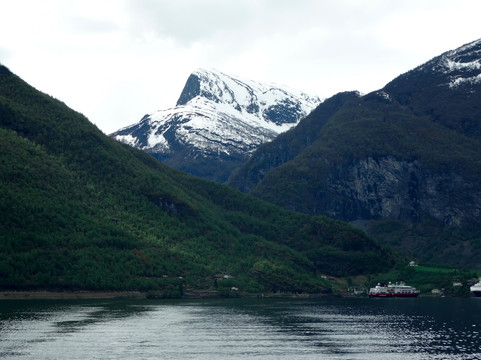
228,39,481,268
0,65,396,295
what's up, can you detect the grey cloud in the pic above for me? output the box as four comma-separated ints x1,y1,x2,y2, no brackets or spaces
126,0,257,45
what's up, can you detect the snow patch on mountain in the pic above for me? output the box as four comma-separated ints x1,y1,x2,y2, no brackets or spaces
448,73,481,89
444,58,481,72
375,90,392,102
115,134,137,147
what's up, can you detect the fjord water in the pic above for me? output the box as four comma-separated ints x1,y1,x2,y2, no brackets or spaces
1,297,480,359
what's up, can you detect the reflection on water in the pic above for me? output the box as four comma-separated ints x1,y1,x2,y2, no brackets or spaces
1,298,481,359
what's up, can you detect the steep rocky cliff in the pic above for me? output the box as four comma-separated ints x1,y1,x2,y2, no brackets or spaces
322,156,481,227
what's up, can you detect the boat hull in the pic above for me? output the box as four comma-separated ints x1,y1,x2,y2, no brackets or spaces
471,290,481,297
369,293,393,298
369,293,418,298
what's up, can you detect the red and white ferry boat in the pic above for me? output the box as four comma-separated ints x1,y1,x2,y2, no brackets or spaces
369,282,419,298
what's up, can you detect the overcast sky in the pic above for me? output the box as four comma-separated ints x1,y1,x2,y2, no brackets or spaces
1,0,480,134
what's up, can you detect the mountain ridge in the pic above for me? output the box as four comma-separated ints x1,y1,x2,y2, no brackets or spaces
111,68,320,182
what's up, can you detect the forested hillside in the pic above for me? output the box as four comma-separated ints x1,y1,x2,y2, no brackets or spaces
228,39,481,268
0,65,396,295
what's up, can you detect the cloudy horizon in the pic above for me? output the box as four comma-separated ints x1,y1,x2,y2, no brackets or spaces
1,0,480,133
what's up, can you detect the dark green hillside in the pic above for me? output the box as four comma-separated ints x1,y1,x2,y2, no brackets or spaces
228,39,481,268
248,95,481,267
235,92,481,211
0,65,396,294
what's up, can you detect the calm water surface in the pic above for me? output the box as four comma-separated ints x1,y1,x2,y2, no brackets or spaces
1,297,481,359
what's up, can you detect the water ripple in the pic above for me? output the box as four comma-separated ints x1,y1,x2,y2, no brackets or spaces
1,298,481,359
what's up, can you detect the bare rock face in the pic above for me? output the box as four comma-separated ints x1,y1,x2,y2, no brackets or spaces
323,156,481,227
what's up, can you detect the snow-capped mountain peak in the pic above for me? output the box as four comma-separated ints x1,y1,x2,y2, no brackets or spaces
177,68,319,124
111,69,321,182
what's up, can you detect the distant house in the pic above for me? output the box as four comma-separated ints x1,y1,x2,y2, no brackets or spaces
431,289,443,296
348,287,365,295
213,274,234,280
453,277,462,287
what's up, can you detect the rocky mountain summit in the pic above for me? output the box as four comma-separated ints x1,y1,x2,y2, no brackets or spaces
111,69,320,182
383,38,481,138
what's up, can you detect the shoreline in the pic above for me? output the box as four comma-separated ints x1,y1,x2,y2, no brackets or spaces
0,290,328,300
0,291,456,300
0,291,146,300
